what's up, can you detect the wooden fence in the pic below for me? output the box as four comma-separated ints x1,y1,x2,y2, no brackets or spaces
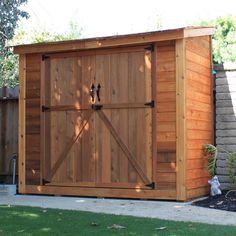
0,86,18,182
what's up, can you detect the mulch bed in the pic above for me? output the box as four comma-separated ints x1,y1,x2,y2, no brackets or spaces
193,190,236,212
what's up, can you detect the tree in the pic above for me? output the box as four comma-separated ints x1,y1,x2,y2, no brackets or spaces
213,15,236,64
0,0,29,87
196,15,236,64
0,0,83,88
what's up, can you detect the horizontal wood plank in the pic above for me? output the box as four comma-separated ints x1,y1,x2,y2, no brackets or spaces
187,120,212,131
157,152,176,162
157,112,176,122
24,185,177,200
186,69,211,86
157,82,176,92
157,61,175,72
187,149,205,159
187,90,211,104
186,49,210,68
157,142,176,152
187,79,211,95
157,132,176,142
187,110,212,121
187,99,211,112
157,102,176,112
187,140,212,150
187,168,209,180
157,122,176,132
157,92,176,102
156,172,176,183
187,130,212,140
186,61,210,77
187,186,209,199
156,163,176,173
187,177,209,189
186,159,208,170
185,37,210,58
156,71,175,82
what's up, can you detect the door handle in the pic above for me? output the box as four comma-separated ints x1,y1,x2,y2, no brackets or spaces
96,83,101,102
89,84,95,102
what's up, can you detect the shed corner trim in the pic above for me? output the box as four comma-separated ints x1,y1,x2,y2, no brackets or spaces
183,27,215,38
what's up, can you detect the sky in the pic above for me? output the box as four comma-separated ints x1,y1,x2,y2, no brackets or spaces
19,0,236,39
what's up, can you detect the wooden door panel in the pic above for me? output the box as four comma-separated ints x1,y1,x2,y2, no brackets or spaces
43,55,96,185
50,111,81,183
42,47,153,188
95,49,153,186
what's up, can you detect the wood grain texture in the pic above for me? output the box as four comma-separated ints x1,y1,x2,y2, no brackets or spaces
20,31,214,200
0,96,18,177
25,54,41,185
175,39,187,200
25,184,176,200
18,55,26,193
156,42,177,192
185,36,213,193
14,28,214,55
39,46,153,189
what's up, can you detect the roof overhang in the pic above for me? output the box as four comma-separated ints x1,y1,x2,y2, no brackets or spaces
13,27,215,55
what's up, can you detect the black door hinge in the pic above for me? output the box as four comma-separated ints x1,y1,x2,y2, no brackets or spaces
145,44,154,52
144,100,155,108
42,179,50,185
42,54,50,61
145,182,155,189
42,105,50,112
91,104,103,110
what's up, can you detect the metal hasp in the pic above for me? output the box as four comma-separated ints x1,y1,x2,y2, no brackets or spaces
91,104,103,110
144,100,155,108
42,105,50,112
145,182,155,189
90,84,95,102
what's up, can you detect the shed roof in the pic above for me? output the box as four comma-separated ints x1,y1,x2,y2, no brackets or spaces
14,27,215,54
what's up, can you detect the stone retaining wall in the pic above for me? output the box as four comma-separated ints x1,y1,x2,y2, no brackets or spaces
215,63,236,189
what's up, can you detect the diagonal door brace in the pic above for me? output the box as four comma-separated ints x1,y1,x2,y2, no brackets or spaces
48,110,93,181
96,110,152,186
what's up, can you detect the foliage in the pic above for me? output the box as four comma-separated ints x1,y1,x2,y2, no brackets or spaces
11,21,83,45
226,152,236,184
196,15,236,64
213,15,236,64
1,18,82,87
0,0,29,88
203,144,218,177
1,205,236,236
203,144,236,184
0,51,18,87
0,0,29,50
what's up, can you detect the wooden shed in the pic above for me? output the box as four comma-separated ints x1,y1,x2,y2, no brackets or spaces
14,27,215,201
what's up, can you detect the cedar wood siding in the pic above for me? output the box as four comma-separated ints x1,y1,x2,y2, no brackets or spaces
25,54,41,185
156,41,176,190
185,36,213,199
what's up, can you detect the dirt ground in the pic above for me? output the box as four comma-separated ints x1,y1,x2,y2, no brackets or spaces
193,190,236,212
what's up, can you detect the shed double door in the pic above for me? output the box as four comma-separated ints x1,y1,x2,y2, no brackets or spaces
42,46,154,189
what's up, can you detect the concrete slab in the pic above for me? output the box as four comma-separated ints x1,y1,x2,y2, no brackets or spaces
0,194,236,226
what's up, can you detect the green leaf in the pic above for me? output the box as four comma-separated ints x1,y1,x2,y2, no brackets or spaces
203,144,217,177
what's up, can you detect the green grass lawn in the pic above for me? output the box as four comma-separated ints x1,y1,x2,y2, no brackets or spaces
0,205,235,236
